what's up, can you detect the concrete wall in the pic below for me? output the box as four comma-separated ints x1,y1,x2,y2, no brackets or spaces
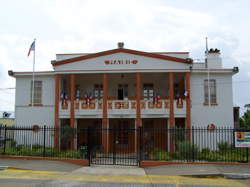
15,75,55,127
190,73,234,127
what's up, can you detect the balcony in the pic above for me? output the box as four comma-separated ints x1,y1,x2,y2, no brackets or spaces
59,99,186,117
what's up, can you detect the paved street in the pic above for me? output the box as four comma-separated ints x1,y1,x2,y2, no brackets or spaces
1,159,250,186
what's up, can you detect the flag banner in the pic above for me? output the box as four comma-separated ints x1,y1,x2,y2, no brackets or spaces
27,40,35,57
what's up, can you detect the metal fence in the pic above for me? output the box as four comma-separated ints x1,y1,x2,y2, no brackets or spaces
0,126,249,165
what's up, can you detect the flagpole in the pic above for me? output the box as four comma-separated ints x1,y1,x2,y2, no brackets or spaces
31,39,36,107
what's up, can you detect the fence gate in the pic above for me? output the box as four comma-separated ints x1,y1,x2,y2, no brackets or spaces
88,128,138,166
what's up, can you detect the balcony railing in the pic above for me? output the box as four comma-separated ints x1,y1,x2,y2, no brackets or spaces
59,98,186,116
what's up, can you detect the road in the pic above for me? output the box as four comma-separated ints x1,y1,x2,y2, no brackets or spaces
0,168,250,187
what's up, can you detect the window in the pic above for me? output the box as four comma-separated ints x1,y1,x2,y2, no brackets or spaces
30,81,42,104
118,84,128,100
143,84,154,99
204,79,216,104
94,84,103,99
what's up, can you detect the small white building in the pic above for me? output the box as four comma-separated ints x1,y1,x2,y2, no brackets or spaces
9,43,238,151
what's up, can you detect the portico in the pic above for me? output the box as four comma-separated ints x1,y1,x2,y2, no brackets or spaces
54,71,191,151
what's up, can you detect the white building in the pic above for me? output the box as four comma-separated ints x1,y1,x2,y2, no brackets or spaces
9,43,238,151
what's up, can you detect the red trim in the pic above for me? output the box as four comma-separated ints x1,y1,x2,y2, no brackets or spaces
70,74,75,149
169,73,174,128
28,104,43,106
56,53,91,55
102,73,108,152
203,103,218,106
52,48,191,66
136,73,142,127
0,155,88,167
54,75,60,148
185,72,191,129
152,52,189,54
70,74,75,128
169,72,174,152
185,72,191,142
11,68,235,76
56,52,189,55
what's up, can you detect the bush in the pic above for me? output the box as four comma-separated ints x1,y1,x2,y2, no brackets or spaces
218,141,231,151
60,150,81,158
153,148,171,161
177,141,198,160
201,148,211,154
32,144,43,150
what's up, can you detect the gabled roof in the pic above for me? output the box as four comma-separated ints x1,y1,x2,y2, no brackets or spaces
52,48,192,66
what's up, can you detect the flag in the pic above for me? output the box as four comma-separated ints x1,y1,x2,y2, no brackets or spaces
184,90,188,97
27,40,35,57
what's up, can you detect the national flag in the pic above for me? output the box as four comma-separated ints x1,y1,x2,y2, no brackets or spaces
184,90,188,97
27,40,35,57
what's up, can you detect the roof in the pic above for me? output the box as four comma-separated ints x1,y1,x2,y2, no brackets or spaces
52,48,192,66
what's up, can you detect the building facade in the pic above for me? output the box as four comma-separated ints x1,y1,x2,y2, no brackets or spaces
9,44,238,151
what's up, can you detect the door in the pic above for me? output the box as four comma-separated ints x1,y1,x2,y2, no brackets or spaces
117,84,128,100
89,120,138,166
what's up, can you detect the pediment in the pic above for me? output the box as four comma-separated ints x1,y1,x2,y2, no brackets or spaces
53,48,191,72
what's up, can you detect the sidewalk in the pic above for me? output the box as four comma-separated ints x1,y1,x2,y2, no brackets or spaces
144,164,250,178
1,158,250,177
0,158,82,172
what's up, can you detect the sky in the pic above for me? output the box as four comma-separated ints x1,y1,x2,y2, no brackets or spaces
0,0,250,115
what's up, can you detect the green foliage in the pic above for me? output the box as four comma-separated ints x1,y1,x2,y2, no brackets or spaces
201,148,211,154
32,144,43,150
240,104,250,128
1,146,82,159
174,128,186,142
60,150,81,159
177,141,198,160
153,148,171,161
218,141,231,151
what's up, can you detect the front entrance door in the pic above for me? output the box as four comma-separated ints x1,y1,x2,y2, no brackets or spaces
89,120,138,166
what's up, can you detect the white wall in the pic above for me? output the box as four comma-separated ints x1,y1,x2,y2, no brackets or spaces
54,52,189,71
15,75,55,127
190,73,234,127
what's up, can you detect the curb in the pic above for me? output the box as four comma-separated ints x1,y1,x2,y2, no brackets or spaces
0,166,8,170
223,173,250,179
183,173,250,179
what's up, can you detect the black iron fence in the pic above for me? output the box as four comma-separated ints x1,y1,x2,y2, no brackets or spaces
0,126,249,164
139,127,250,163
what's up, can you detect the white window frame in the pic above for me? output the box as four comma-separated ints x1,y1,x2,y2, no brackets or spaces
30,80,42,104
204,79,217,105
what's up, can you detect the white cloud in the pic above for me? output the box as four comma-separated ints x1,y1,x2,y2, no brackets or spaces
0,0,250,113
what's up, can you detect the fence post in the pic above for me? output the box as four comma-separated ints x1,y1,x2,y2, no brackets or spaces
43,125,46,157
3,125,7,154
87,127,91,166
192,127,195,162
138,126,143,166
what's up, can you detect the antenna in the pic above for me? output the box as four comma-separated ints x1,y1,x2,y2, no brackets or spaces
205,37,208,54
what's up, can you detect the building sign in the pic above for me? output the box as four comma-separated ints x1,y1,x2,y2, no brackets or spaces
235,131,250,148
104,60,138,65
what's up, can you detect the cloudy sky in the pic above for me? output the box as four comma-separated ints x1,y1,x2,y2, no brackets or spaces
0,0,250,114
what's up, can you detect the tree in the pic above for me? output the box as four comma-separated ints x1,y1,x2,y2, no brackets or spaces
240,104,250,128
